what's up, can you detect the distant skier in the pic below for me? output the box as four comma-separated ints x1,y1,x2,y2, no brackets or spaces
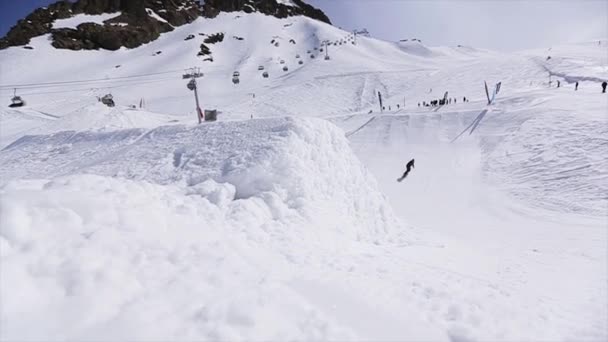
575,82,579,91
557,80,560,88
602,81,607,93
397,159,415,182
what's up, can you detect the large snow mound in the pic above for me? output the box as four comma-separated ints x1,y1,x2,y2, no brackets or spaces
1,116,399,241
0,117,413,340
395,40,439,58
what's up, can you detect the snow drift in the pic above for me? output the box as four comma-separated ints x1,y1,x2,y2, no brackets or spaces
0,117,414,340
1,117,398,240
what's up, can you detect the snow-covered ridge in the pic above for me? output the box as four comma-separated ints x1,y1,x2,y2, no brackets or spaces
0,117,400,241
52,12,122,29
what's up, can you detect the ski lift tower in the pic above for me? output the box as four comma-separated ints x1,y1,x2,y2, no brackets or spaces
183,67,204,123
248,92,255,119
323,40,330,60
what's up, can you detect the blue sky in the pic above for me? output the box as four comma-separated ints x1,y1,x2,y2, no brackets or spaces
0,0,55,36
2,0,607,51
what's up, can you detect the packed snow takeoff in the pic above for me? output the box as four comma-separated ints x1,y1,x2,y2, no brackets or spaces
397,159,415,182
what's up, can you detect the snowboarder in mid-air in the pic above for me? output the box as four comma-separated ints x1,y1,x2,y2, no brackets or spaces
397,159,415,182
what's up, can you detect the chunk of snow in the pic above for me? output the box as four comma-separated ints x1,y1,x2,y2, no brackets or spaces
146,8,169,24
276,0,299,7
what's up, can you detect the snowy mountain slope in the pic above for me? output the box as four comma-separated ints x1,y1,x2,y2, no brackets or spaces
0,102,183,148
1,6,607,342
0,12,459,120
523,40,608,83
329,92,607,341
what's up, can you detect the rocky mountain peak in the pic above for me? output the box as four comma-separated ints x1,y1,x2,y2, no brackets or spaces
0,0,331,51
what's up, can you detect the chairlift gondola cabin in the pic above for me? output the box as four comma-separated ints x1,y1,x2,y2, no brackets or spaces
310,54,315,59
283,66,288,72
262,71,269,78
280,60,285,64
296,54,300,58
258,65,264,70
9,89,25,108
187,79,196,90
101,94,115,107
324,55,330,61
232,71,240,84
298,60,303,65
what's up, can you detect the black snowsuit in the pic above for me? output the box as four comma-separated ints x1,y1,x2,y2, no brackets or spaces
602,81,607,93
398,159,415,181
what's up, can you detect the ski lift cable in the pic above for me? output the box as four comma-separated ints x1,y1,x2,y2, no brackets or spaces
0,74,182,91
1,67,237,91
0,69,186,89
10,77,177,96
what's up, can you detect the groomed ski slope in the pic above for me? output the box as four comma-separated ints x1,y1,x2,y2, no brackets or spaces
1,9,607,342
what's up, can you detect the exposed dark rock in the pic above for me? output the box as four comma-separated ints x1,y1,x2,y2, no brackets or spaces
185,34,195,40
233,36,244,40
203,32,224,44
1,0,332,50
23,46,34,50
1,0,200,50
198,43,211,56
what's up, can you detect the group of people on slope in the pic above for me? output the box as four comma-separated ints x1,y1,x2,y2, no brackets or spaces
418,96,469,108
